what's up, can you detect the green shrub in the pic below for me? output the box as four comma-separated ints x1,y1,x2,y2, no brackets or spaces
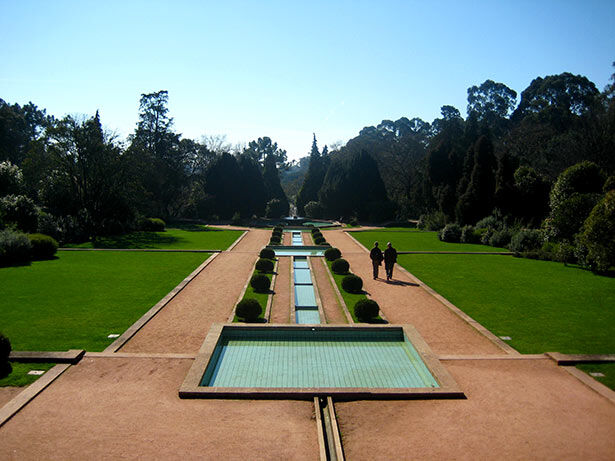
28,233,59,260
324,247,341,261
577,190,615,272
479,228,493,245
231,212,242,225
550,161,604,215
140,217,166,231
603,175,615,193
314,236,326,245
235,298,262,322
556,242,576,264
331,258,350,274
509,229,543,253
259,248,275,260
0,160,23,196
460,225,479,243
475,215,499,230
0,332,11,379
304,201,324,218
0,194,39,233
488,229,513,248
250,274,271,293
0,229,32,265
255,258,274,273
417,210,446,231
342,274,363,293
354,299,379,322
269,236,281,245
439,223,462,242
273,226,283,233
548,193,601,241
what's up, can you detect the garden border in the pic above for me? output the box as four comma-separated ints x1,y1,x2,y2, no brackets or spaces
106,252,219,353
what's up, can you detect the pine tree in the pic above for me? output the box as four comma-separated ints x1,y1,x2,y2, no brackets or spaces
263,153,290,216
297,134,327,215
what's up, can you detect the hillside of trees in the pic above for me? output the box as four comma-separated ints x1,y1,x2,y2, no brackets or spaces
1,66,614,269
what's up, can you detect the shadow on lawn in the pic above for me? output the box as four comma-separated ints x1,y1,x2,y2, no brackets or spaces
92,232,182,249
170,223,226,232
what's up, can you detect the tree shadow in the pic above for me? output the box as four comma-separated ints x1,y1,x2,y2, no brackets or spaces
172,223,227,232
93,232,180,249
369,318,389,324
0,259,32,268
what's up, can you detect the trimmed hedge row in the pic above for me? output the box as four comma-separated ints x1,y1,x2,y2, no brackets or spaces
236,298,262,322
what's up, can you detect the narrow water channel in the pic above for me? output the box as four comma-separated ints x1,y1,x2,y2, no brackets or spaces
289,231,322,324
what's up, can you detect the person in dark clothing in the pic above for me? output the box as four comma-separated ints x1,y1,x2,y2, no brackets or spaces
369,241,383,279
383,241,397,281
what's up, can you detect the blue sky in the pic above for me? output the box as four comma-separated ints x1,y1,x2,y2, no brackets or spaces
1,0,614,160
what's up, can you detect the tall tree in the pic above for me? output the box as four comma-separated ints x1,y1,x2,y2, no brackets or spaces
243,136,287,168
296,134,328,215
262,153,289,216
126,90,184,218
456,136,497,224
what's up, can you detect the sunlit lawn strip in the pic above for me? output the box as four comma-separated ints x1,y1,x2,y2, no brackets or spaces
0,362,56,387
397,254,615,354
233,270,272,322
0,251,208,351
350,229,506,252
325,260,383,323
576,363,615,391
66,226,242,250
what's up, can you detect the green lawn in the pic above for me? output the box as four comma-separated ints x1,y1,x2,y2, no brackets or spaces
325,260,383,323
0,251,208,351
66,226,243,250
397,254,615,354
576,363,615,390
233,267,273,322
350,229,506,252
0,362,56,387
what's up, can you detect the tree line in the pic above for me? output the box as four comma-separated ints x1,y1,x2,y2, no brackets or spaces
0,91,290,243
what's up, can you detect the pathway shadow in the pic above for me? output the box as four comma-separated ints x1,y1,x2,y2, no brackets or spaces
386,279,419,287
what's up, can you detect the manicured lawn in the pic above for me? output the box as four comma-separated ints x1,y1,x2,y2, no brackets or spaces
350,229,506,252
397,254,615,354
0,251,208,351
0,362,56,387
576,363,615,390
233,265,273,322
66,226,243,250
326,260,383,323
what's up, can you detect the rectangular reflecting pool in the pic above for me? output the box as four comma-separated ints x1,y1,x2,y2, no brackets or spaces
180,324,465,400
273,248,326,257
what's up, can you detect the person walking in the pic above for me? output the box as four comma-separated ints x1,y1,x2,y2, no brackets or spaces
384,241,398,281
369,241,383,279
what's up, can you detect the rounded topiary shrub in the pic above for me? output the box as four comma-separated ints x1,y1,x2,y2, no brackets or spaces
250,274,271,293
324,247,341,261
273,226,283,233
272,229,282,237
255,258,274,273
342,274,363,293
0,332,11,379
354,299,379,322
28,233,58,260
235,298,262,322
314,236,326,245
439,223,462,242
141,217,166,231
259,248,275,260
269,237,281,245
331,258,350,274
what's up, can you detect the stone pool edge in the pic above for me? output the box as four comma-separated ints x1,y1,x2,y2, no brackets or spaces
178,323,465,401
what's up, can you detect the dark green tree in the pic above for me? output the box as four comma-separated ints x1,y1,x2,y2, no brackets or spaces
296,134,329,215
202,153,243,219
237,154,267,217
243,136,287,168
262,153,289,216
456,136,497,224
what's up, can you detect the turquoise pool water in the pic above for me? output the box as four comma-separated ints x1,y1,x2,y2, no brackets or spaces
200,328,439,388
274,248,325,257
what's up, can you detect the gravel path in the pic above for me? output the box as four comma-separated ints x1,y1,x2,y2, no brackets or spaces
121,229,269,354
325,229,505,355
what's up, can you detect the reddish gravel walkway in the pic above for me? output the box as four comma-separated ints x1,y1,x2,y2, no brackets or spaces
121,229,269,354
325,229,505,355
0,357,318,460
336,358,615,460
311,257,348,324
270,257,291,323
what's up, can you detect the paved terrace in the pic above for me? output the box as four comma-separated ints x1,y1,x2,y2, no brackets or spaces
0,228,613,460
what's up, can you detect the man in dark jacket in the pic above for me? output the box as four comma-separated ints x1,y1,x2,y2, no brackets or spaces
384,241,397,281
369,241,383,279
